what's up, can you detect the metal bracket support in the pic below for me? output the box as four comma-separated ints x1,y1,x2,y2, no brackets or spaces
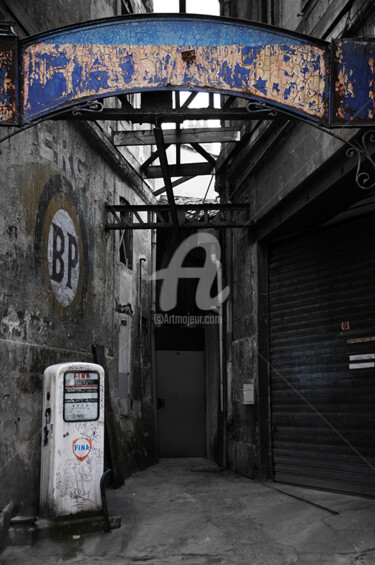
246,101,375,191
0,100,105,151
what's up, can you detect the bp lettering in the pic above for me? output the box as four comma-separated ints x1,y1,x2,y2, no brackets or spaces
35,175,88,315
51,223,65,283
48,209,80,307
51,222,78,289
67,232,78,289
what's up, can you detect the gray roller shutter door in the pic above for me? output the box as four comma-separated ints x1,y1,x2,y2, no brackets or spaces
269,215,375,497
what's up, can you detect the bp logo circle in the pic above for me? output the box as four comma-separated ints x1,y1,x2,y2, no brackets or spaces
34,175,89,317
72,437,92,461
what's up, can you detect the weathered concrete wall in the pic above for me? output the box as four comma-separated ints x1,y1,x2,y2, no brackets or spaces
0,116,154,521
0,0,154,549
222,221,260,477
278,0,300,32
0,1,116,35
228,120,346,222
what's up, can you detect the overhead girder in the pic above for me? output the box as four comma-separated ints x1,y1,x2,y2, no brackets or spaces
112,127,241,146
1,14,375,127
105,203,251,230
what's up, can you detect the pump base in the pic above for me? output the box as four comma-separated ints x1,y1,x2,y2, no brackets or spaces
36,514,121,540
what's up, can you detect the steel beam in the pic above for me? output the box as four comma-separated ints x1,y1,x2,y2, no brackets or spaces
153,126,179,229
180,92,198,108
113,128,241,147
153,176,195,197
113,127,241,146
105,203,251,230
59,108,271,123
107,204,250,212
141,144,170,170
190,142,216,166
106,221,251,229
144,162,214,178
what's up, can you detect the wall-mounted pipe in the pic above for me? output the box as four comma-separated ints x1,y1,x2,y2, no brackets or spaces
150,218,159,462
138,256,146,365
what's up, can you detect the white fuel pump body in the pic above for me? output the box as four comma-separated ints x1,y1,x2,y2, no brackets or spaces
40,362,105,518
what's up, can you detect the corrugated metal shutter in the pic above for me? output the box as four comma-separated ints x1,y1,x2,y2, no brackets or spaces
269,215,375,497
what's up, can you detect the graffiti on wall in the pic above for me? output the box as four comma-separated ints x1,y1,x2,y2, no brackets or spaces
56,424,104,511
55,448,96,508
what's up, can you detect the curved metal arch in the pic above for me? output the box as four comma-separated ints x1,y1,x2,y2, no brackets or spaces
16,14,330,126
1,15,375,191
1,14,375,128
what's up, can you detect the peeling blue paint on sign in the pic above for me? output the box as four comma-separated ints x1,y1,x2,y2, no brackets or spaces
0,31,18,124
332,39,375,124
19,15,328,124
1,15,375,127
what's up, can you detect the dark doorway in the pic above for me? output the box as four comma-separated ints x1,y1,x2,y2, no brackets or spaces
157,349,206,457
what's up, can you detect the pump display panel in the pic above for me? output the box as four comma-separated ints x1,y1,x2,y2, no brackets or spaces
63,371,100,421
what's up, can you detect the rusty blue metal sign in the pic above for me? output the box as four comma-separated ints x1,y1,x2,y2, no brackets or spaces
331,39,375,124
0,14,374,127
0,22,18,125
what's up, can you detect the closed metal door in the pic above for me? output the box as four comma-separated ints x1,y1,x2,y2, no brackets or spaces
269,215,375,496
156,350,206,457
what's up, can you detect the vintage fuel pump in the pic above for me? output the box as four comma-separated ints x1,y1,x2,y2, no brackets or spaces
40,362,105,518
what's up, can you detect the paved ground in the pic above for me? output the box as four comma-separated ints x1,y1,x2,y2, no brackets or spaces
1,458,375,565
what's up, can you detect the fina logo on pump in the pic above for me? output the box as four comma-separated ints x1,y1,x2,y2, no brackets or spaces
72,437,92,461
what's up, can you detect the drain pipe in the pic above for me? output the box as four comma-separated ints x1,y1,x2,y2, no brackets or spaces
139,257,146,365
225,227,234,470
150,218,159,462
216,261,224,413
210,250,225,465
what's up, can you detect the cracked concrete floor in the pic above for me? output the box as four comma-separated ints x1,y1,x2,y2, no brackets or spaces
1,458,375,565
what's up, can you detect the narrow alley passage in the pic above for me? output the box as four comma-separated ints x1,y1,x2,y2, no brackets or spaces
1,458,375,565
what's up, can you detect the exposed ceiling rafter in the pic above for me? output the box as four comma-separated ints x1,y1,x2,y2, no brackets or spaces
145,162,214,179
105,203,251,230
113,127,241,146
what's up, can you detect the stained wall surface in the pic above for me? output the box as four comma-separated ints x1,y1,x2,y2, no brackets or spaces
0,0,155,547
